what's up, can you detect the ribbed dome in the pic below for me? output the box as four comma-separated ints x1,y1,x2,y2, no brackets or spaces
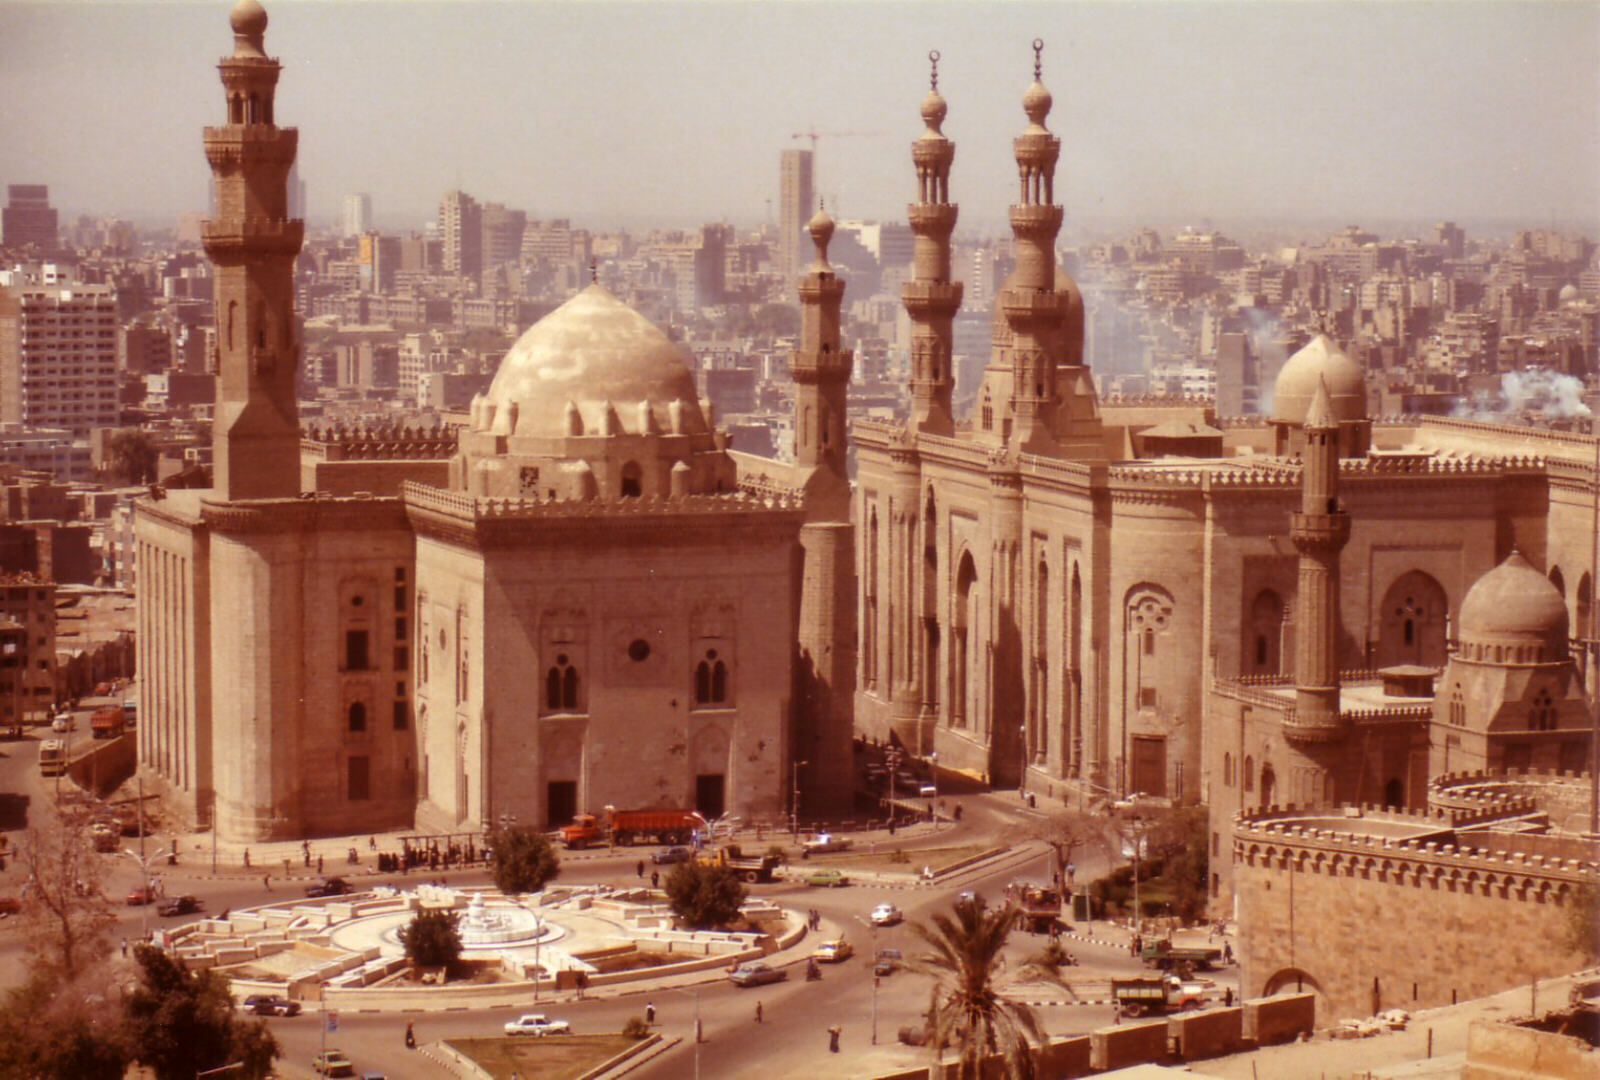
1458,552,1569,661
1272,335,1366,425
483,284,708,439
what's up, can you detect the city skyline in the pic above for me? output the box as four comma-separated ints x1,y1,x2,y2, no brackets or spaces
2,1,1596,238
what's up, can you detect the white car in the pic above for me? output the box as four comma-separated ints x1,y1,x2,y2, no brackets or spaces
802,833,852,854
503,1014,571,1037
51,713,73,732
870,902,903,927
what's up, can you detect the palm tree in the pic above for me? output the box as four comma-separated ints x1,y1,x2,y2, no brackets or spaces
907,897,1051,1080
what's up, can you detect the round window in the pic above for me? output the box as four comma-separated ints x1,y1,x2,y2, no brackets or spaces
557,653,568,666
628,639,651,662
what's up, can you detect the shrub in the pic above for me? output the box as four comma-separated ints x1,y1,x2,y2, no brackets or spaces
399,908,463,971
622,1017,650,1039
664,862,746,929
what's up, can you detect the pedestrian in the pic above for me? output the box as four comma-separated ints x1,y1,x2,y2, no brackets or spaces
263,873,270,891
1224,986,1234,1007
695,1017,703,1044
405,1020,416,1049
317,853,324,874
755,1001,763,1024
645,1002,655,1025
1223,942,1233,964
243,848,250,868
369,835,377,850
828,1025,840,1052
650,870,660,889
120,937,127,957
636,859,645,879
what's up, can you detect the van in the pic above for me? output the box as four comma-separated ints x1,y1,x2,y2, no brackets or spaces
121,700,137,727
39,739,66,777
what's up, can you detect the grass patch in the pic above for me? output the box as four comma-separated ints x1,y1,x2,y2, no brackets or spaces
803,844,991,875
446,1035,639,1080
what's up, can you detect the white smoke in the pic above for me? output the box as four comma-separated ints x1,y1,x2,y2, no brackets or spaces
1453,368,1593,421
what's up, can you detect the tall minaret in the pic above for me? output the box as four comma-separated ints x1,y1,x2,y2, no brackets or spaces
904,51,963,436
1289,377,1351,740
203,0,304,501
1002,40,1066,456
791,204,857,812
792,206,852,495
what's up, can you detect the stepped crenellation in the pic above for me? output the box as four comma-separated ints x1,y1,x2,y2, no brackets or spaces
401,480,800,520
301,420,456,459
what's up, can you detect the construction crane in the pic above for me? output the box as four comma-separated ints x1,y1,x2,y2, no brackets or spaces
790,128,888,152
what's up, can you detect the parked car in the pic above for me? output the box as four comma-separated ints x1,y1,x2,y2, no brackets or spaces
727,961,787,987
813,938,853,963
802,833,852,854
126,884,155,906
311,1049,355,1077
803,867,849,888
870,902,902,927
241,993,301,1017
304,877,350,898
157,894,202,917
651,846,693,865
873,948,904,976
503,1014,571,1037
50,713,73,732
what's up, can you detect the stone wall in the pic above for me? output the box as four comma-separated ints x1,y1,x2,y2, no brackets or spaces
1235,810,1594,1023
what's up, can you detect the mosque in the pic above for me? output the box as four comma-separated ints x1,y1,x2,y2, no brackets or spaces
139,0,1595,900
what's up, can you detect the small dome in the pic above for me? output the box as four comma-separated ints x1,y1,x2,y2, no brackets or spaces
807,206,835,268
1458,551,1569,654
1272,334,1366,425
920,88,948,134
1022,80,1052,128
230,0,267,35
482,284,708,439
1559,283,1579,303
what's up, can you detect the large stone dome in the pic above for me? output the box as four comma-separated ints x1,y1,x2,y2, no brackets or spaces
1272,334,1366,425
1457,551,1569,663
482,284,709,439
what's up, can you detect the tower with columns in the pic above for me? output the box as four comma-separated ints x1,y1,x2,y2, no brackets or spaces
1288,376,1351,743
904,52,963,437
202,0,304,502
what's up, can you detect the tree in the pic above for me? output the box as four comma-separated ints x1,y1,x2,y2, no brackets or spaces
488,824,560,895
0,970,131,1080
908,898,1046,1080
664,861,746,929
1033,806,1113,890
15,814,116,980
122,944,278,1080
104,429,159,486
399,907,463,970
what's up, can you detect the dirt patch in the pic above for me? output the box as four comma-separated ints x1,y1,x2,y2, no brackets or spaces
445,1034,639,1080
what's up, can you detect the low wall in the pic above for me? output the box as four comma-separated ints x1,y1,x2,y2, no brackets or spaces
1245,993,1315,1045
67,731,136,796
1170,1006,1244,1059
1037,1034,1092,1078
1090,1018,1169,1071
1463,1017,1600,1080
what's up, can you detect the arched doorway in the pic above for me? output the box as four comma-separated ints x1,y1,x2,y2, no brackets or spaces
1375,571,1448,668
952,552,978,728
1262,967,1329,1017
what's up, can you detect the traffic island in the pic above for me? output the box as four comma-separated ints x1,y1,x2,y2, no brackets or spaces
439,1034,642,1080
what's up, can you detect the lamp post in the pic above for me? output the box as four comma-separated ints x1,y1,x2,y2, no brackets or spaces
121,847,159,940
1019,723,1028,801
791,760,808,840
854,915,880,1044
885,746,901,826
929,751,939,831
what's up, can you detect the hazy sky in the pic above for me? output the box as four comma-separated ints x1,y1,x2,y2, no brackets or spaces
3,1,1597,238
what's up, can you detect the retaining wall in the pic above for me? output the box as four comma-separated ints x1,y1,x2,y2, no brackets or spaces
1170,1005,1244,1058
1245,993,1316,1045
1090,1017,1169,1071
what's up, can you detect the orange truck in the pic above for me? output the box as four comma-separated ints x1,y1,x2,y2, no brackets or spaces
560,809,703,849
90,707,125,739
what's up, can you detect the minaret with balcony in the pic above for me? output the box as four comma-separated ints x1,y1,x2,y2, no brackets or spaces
904,52,963,437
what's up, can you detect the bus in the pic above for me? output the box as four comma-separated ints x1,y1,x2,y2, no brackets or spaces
39,739,67,777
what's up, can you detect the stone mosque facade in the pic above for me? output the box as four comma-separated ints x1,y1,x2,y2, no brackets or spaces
140,1,1595,902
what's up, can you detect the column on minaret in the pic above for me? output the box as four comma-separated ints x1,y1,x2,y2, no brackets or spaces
1289,377,1351,740
791,207,858,810
904,51,963,437
203,0,304,500
1002,40,1067,456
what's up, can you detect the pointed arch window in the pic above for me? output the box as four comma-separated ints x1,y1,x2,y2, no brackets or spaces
694,648,728,706
546,653,579,711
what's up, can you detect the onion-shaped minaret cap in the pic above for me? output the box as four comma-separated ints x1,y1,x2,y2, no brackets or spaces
230,0,269,58
1022,39,1052,128
920,50,948,134
807,203,835,269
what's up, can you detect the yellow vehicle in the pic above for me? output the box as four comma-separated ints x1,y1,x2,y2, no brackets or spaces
39,739,66,777
813,938,853,963
695,844,781,884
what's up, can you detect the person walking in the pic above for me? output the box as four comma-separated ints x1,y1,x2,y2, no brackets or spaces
635,859,645,879
645,1002,655,1025
120,937,127,958
828,1025,841,1052
755,1001,763,1024
262,873,271,891
650,870,660,889
405,1020,416,1049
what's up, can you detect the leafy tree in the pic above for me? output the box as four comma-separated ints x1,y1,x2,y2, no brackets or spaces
104,429,159,486
399,907,463,970
0,970,131,1080
664,861,746,929
488,824,561,895
1033,806,1112,890
908,898,1046,1080
16,814,116,980
122,944,278,1080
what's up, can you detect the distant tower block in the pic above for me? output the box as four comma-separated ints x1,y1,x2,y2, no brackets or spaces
202,0,305,500
779,149,814,283
904,51,963,436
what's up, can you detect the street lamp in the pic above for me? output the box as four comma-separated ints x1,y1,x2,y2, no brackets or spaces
853,915,881,1044
1019,723,1028,802
790,760,808,840
928,752,939,831
885,746,901,826
121,847,159,940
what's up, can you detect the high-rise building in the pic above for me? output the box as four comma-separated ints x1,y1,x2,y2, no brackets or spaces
480,202,526,269
287,162,306,223
438,190,482,279
778,149,813,283
342,193,372,238
2,186,59,251
694,223,732,308
0,276,119,435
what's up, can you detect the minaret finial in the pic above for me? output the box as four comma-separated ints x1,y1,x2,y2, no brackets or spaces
929,49,940,91
1033,38,1043,81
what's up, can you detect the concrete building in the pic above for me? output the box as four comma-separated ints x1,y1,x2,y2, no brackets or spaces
480,202,526,270
438,190,482,280
0,573,56,725
341,192,372,238
778,149,814,283
2,185,58,251
0,279,120,435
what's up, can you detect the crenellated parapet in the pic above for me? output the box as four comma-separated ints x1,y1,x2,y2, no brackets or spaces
301,421,456,460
